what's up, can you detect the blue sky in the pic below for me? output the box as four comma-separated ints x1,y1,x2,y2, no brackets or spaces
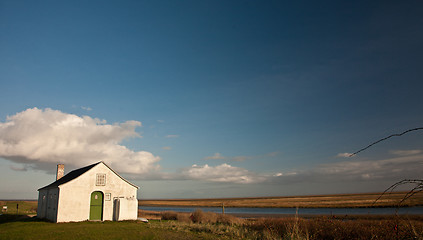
1,0,423,199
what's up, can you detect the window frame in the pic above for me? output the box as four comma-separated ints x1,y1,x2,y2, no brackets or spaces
96,173,106,186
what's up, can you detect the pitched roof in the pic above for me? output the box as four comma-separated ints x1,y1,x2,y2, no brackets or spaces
38,162,101,191
38,161,139,191
100,161,139,189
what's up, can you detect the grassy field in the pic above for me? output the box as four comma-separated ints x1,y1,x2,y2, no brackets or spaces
1,192,422,239
139,191,423,208
0,200,37,215
0,217,224,240
1,199,423,239
1,210,423,240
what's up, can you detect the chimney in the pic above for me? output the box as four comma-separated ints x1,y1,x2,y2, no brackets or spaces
56,164,64,180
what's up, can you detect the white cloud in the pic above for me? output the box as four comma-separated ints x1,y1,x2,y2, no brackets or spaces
204,151,280,162
81,106,92,111
183,163,265,184
165,135,179,138
273,172,297,177
336,152,353,158
272,154,423,183
204,153,225,160
314,155,423,180
0,108,161,175
389,149,422,156
5,109,420,187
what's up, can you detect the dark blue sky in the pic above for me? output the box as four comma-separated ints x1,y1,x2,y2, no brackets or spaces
1,0,423,199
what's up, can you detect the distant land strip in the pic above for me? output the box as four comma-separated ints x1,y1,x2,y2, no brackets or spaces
2,192,422,210
139,192,423,208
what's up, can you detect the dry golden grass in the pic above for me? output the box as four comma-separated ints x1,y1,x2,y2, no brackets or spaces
143,209,423,240
138,209,162,220
139,191,423,208
247,216,423,240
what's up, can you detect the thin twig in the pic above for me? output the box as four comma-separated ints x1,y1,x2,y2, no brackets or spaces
349,128,423,208
399,185,423,206
372,179,423,207
350,127,423,157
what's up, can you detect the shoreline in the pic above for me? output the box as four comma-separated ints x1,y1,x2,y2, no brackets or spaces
139,191,423,208
138,209,423,220
139,204,423,208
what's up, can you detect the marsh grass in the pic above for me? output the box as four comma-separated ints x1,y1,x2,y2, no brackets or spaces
1,212,423,240
151,219,256,239
160,209,243,225
157,210,423,240
247,216,423,240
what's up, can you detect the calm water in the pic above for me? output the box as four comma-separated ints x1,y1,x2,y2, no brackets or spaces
139,206,423,215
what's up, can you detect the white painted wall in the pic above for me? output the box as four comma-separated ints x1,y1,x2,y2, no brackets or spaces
38,162,138,223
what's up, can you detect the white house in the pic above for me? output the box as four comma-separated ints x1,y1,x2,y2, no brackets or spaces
37,162,139,223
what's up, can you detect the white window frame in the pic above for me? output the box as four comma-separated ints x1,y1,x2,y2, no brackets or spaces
96,173,106,186
105,193,111,201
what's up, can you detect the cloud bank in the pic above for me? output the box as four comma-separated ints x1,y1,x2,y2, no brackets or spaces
0,108,161,175
271,153,423,183
0,108,261,184
389,149,422,156
183,164,266,184
2,108,421,186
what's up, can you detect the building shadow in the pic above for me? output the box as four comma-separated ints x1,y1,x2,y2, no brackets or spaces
0,214,46,224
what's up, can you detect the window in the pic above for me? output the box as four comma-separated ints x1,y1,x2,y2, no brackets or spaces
48,194,53,209
105,193,111,201
96,174,106,186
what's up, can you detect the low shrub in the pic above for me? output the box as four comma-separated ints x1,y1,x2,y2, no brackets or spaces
160,211,178,220
191,209,218,224
176,212,191,223
217,213,243,226
246,216,423,240
161,209,244,226
152,211,423,239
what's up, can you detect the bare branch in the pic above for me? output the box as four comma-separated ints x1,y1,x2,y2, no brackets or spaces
350,127,423,157
350,128,423,207
399,184,423,205
373,179,423,207
372,179,416,205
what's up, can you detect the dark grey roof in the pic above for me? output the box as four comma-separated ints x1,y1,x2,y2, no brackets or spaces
38,162,101,191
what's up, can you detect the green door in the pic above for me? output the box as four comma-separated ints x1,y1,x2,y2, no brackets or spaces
89,191,103,220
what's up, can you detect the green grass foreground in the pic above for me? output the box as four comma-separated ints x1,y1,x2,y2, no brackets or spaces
2,200,423,239
2,212,423,240
0,217,223,240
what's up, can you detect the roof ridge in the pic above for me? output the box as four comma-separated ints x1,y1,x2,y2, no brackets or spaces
38,162,101,191
37,161,138,190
